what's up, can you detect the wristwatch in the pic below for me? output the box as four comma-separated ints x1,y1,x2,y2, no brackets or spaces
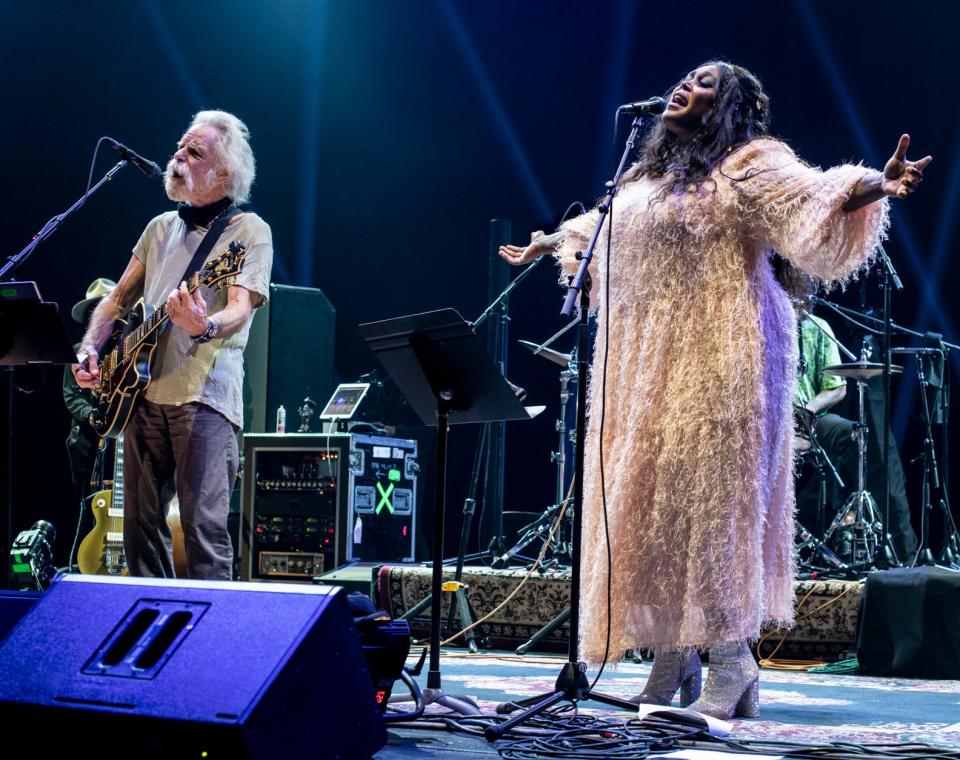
192,317,219,344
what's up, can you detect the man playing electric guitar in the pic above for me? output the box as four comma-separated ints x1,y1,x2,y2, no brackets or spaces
72,111,273,580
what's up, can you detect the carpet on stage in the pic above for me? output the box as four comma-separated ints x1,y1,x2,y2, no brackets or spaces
378,651,960,757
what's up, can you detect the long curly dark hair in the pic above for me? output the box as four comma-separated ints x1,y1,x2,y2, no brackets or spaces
623,60,771,195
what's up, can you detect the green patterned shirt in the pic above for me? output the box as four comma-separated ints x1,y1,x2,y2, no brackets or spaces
795,314,844,409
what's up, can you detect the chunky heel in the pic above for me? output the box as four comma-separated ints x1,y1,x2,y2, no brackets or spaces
679,666,702,707
734,678,760,718
687,642,761,720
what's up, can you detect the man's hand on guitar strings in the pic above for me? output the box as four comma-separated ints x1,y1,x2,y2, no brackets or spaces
166,281,209,337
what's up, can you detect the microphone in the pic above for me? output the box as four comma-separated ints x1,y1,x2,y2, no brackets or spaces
106,138,162,178
618,96,667,115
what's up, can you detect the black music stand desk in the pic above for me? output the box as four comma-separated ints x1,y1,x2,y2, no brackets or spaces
360,308,531,714
1,283,76,588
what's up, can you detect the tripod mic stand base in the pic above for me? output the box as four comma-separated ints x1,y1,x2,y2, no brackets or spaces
421,687,482,716
486,661,637,740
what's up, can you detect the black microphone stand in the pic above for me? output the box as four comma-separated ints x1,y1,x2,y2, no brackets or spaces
877,245,902,568
485,115,650,741
2,158,136,587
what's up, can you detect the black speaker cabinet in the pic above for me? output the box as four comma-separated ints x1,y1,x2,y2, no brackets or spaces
857,566,960,679
0,575,386,758
243,283,336,433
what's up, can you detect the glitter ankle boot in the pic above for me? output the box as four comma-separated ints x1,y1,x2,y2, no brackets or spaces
630,648,702,707
687,641,759,719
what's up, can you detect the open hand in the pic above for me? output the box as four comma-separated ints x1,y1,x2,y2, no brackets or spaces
498,230,551,266
882,134,932,199
166,282,208,336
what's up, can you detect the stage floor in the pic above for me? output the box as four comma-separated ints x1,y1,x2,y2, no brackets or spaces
378,651,960,757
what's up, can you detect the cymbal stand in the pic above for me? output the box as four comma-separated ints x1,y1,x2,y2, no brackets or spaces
494,324,579,569
548,364,577,562
821,358,887,569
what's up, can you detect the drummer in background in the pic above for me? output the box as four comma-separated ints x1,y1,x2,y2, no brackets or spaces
781,260,917,561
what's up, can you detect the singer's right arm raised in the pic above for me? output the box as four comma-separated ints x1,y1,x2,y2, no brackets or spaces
72,255,145,389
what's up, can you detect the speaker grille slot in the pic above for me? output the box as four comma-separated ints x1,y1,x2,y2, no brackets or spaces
83,600,209,679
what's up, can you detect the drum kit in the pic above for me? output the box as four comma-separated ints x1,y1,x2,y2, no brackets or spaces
498,319,950,581
490,334,577,569
502,333,910,579
795,356,902,574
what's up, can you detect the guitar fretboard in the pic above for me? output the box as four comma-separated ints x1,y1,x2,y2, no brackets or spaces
123,269,206,366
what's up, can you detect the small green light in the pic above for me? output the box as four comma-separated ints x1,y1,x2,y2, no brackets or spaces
0,288,18,299
12,563,32,574
388,469,401,482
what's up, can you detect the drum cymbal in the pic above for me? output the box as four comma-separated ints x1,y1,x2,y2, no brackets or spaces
824,361,903,380
518,339,572,368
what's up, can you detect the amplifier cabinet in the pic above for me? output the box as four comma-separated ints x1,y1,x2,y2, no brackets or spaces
240,433,417,583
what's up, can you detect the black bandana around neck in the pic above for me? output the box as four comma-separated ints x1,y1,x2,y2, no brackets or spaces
177,197,236,230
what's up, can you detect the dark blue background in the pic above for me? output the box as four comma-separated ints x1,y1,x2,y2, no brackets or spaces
3,0,957,567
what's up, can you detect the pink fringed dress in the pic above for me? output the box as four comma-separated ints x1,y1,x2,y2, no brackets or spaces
557,138,889,662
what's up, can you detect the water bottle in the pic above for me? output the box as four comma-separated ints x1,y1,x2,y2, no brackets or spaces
276,405,286,433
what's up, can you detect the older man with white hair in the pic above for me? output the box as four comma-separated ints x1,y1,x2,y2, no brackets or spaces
72,110,273,580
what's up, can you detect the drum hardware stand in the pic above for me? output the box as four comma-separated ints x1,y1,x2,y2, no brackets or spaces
794,412,849,575
812,297,960,566
491,502,566,570
821,351,903,571
485,112,653,742
497,331,580,570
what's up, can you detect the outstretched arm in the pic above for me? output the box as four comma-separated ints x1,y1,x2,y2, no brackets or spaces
844,134,932,211
498,230,563,266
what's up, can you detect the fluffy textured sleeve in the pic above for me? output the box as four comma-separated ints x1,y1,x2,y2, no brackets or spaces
553,207,604,310
725,137,889,283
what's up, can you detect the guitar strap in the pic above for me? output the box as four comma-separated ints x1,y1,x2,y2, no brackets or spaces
178,208,239,287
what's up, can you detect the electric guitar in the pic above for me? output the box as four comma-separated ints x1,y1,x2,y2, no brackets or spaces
77,436,127,575
91,242,247,438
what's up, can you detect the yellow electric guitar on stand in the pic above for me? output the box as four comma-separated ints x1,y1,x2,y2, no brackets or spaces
77,436,127,575
77,435,188,577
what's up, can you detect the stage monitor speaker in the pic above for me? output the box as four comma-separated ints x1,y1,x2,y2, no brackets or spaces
0,590,39,643
0,575,386,758
857,566,960,679
244,283,336,433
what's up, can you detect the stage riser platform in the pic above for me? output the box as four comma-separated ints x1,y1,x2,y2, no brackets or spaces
375,565,861,659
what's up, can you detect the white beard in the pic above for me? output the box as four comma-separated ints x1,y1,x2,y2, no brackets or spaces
164,159,219,204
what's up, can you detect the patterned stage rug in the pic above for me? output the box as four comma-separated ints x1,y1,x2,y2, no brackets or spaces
376,564,862,660
378,652,960,757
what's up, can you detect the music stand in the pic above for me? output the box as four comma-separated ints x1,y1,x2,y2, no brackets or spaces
1,284,77,587
360,308,532,714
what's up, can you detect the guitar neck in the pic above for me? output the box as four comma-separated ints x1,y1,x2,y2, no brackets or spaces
124,270,206,355
112,435,125,513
